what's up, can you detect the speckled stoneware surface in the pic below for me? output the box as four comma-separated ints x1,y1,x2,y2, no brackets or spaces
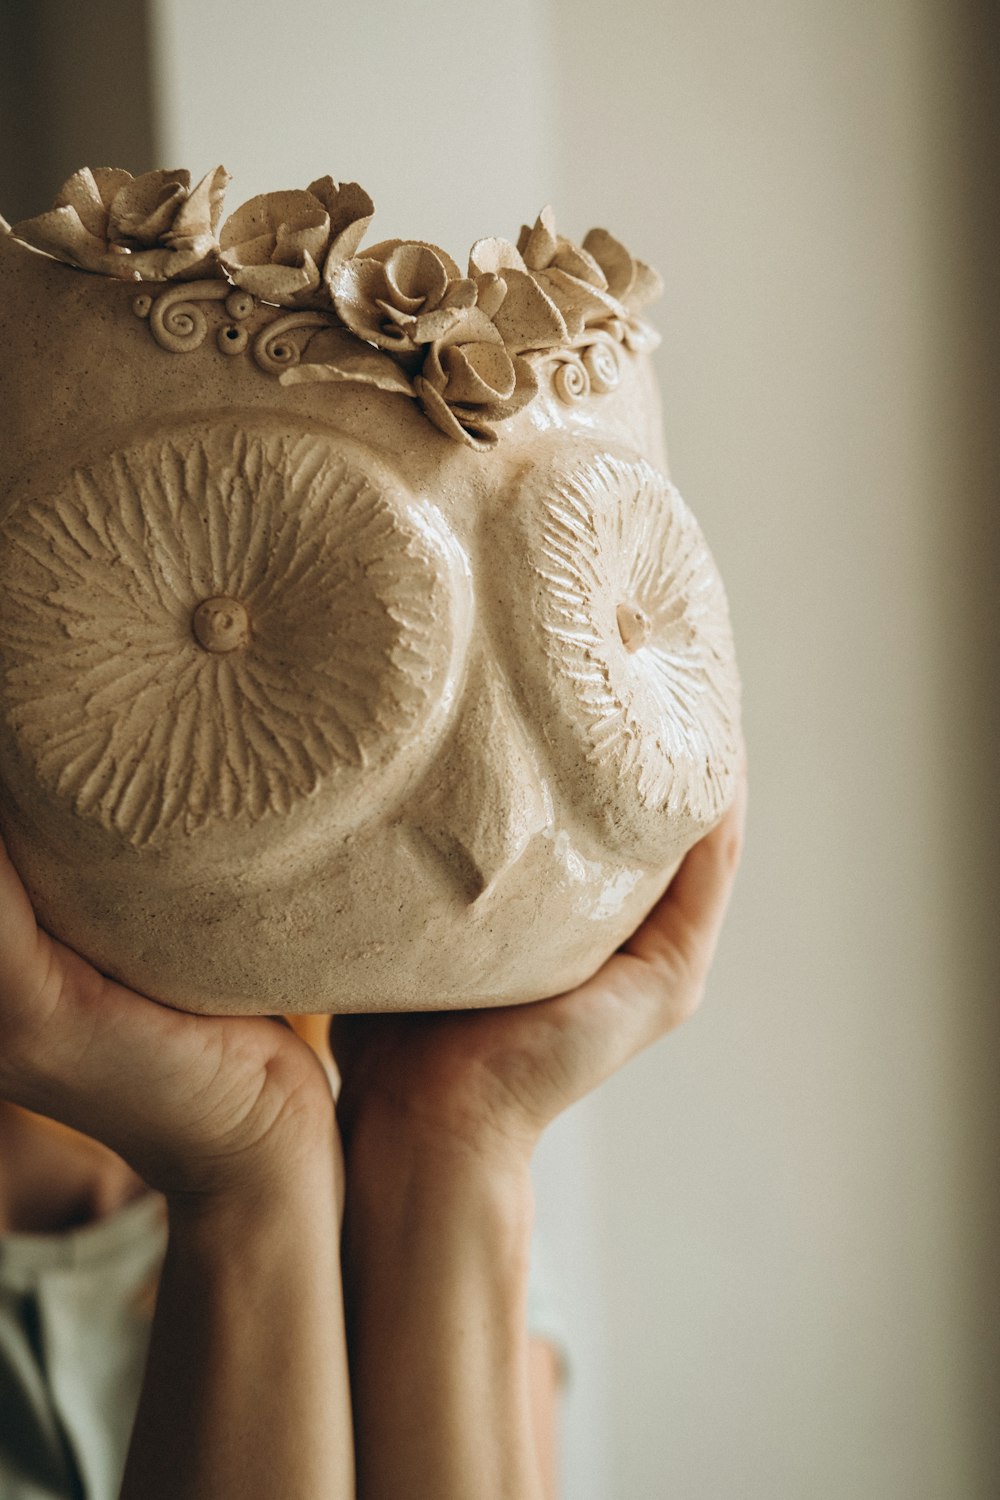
0,169,741,1013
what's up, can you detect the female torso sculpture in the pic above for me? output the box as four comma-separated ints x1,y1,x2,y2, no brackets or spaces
0,168,740,1013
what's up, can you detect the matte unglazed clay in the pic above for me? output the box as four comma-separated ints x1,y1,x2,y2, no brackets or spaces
0,167,741,1014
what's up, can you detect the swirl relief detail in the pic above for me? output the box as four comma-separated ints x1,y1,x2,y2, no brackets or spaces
0,425,454,849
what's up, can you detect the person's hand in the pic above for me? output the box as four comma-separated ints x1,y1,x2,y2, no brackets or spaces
333,763,747,1167
333,769,746,1500
0,835,336,1204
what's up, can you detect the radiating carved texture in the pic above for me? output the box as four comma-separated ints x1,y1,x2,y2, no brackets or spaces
535,455,740,840
0,425,451,848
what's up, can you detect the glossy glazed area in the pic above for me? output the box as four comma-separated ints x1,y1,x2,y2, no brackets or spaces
0,228,741,1013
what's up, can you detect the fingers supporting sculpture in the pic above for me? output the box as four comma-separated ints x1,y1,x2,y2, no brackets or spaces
538,764,748,1103
625,761,747,994
0,832,47,1008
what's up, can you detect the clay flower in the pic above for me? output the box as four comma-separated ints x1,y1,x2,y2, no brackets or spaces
330,240,488,357
11,166,230,280
412,308,538,450
219,177,373,308
309,244,537,447
579,227,663,351
286,305,536,452
471,207,661,353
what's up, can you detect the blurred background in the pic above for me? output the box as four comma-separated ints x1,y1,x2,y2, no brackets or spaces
2,1,997,1495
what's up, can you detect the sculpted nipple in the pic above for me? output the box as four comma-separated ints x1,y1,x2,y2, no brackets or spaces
192,595,251,654
616,600,652,653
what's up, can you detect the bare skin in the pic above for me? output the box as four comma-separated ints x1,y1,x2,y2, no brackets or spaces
0,839,354,1500
0,764,746,1499
332,766,747,1500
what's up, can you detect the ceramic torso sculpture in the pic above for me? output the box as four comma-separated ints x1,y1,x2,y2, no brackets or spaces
0,167,741,1013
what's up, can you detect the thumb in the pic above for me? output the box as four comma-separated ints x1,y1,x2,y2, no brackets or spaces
0,831,50,1005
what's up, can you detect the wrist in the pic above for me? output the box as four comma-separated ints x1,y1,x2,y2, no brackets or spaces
342,1104,535,1314
167,1132,344,1246
342,1084,537,1191
341,1101,542,1500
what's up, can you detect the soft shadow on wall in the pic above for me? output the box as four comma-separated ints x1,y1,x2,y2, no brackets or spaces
950,0,1000,1484
0,0,156,222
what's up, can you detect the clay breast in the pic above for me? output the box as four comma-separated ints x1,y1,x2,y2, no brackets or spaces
0,171,741,1013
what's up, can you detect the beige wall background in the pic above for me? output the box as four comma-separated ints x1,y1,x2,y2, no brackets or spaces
548,3,998,1496
4,1,995,1495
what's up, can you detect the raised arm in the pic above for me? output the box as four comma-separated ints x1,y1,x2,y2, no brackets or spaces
334,767,747,1500
0,838,354,1500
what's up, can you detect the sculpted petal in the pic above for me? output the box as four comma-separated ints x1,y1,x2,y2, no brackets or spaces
552,238,607,289
383,242,448,310
437,341,516,404
540,265,624,326
583,227,664,309
363,238,463,281
273,212,330,268
469,236,525,277
628,258,664,308
517,206,558,270
356,237,404,262
308,177,375,267
413,377,500,449
440,277,478,311
283,362,413,394
58,167,131,237
462,355,537,422
332,257,397,343
10,205,137,277
581,226,634,299
226,256,321,304
489,265,567,352
327,214,373,268
438,306,505,347
128,236,220,282
109,170,190,245
474,271,508,321
407,306,465,344
307,177,374,232
220,190,325,254
282,327,416,396
220,228,275,269
485,353,538,417
173,165,231,237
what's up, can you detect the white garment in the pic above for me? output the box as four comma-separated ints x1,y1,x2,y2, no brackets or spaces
0,1194,163,1500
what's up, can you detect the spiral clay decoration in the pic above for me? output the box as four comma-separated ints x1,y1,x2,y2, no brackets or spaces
552,354,590,404
143,280,231,353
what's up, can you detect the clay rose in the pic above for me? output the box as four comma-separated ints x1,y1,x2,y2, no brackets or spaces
580,227,663,351
287,303,536,452
472,207,661,354
330,240,487,359
219,178,374,308
413,308,538,451
581,227,663,315
11,166,230,281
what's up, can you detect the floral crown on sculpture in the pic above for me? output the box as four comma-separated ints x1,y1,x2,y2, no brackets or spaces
2,166,663,451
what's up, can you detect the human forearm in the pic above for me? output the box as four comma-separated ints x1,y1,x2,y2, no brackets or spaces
120,1160,353,1500
343,1112,543,1500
